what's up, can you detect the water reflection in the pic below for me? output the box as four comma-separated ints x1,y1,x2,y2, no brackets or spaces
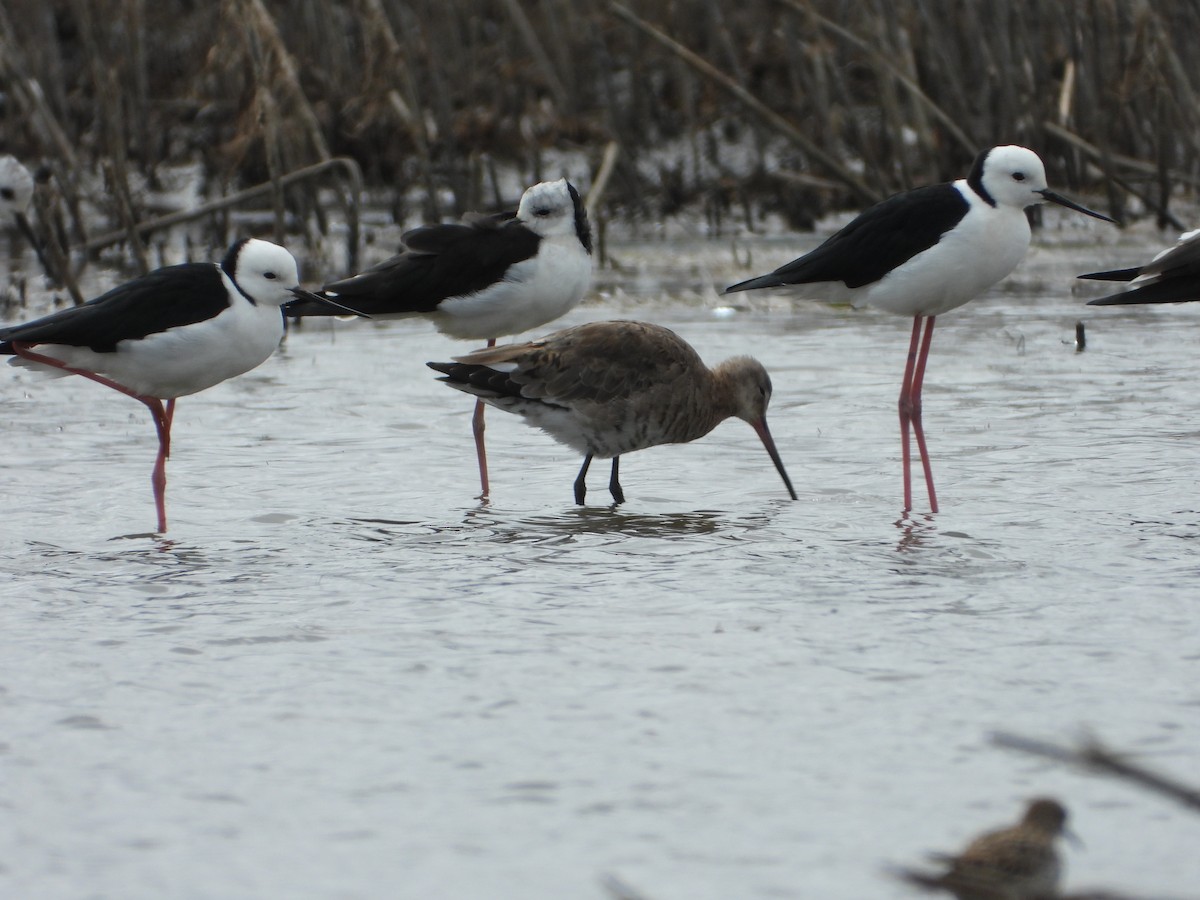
893,512,938,553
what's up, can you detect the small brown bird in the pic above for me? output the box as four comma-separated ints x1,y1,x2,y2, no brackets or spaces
427,320,798,504
898,798,1071,900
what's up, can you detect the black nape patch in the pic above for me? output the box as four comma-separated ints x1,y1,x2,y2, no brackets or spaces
965,149,996,207
566,182,593,255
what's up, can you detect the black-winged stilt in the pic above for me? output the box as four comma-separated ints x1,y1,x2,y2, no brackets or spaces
1,238,322,533
1082,228,1200,305
428,320,797,505
287,178,593,499
724,145,1115,513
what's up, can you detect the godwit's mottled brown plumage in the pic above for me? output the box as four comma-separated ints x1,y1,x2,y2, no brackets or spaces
427,320,798,504
897,798,1071,900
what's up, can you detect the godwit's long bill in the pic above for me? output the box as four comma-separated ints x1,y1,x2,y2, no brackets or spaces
287,178,593,499
725,145,1115,514
1082,227,1200,306
0,238,322,533
427,320,797,505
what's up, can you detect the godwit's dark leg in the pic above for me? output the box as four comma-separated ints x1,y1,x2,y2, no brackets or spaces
472,338,496,499
909,316,939,513
574,454,593,505
898,318,922,512
608,457,624,504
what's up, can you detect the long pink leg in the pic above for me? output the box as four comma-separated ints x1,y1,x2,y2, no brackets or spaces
145,397,172,533
12,343,174,532
472,338,496,499
909,317,939,513
898,318,922,512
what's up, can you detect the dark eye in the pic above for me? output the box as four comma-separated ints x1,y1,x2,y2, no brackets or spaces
263,271,278,280
1012,172,1026,182
535,207,551,217
0,188,13,200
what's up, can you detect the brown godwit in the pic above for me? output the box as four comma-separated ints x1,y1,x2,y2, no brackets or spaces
896,797,1072,899
288,178,593,500
427,320,798,505
1,239,326,533
725,146,1115,514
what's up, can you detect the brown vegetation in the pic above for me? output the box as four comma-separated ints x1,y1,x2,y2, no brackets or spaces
2,1,1199,245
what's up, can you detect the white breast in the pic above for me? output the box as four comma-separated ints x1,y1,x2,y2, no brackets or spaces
17,290,285,399
433,235,592,339
861,183,1032,318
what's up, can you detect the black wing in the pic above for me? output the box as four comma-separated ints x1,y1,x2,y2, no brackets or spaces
726,183,968,292
1083,235,1200,304
291,217,541,317
0,263,229,353
1087,277,1200,305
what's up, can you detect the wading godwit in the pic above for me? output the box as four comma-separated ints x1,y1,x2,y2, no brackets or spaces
428,320,797,505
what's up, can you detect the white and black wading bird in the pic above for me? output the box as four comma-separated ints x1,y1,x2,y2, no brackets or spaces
288,178,593,499
1082,227,1200,306
1,238,326,533
725,145,1115,514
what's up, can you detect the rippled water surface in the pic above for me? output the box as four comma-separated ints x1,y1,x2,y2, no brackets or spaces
2,223,1198,898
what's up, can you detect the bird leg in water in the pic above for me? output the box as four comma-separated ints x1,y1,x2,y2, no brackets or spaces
472,338,496,499
11,343,175,532
146,398,173,534
899,317,939,514
574,454,593,505
608,457,625,504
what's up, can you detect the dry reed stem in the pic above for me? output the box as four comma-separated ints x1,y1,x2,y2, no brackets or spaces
610,1,880,206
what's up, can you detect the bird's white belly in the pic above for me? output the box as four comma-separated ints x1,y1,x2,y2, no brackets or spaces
861,206,1031,317
19,302,284,398
434,237,592,339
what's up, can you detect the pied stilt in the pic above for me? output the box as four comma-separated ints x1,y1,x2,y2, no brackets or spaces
725,145,1115,513
287,178,593,499
1,238,323,532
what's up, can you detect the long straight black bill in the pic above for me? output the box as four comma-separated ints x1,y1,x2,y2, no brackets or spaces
751,419,798,500
288,287,371,319
1038,189,1117,224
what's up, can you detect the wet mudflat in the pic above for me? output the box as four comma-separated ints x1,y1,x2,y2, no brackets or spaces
1,220,1197,898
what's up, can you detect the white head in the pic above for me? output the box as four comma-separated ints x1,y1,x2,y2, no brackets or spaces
221,238,305,307
973,146,1114,222
0,155,35,222
516,178,592,251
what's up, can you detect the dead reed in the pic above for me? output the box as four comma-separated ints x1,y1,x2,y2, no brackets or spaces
2,0,1199,257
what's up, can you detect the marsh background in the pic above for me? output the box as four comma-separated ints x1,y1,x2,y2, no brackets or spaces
2,2,1199,898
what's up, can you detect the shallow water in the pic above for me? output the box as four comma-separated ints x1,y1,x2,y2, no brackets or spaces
2,221,1198,898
